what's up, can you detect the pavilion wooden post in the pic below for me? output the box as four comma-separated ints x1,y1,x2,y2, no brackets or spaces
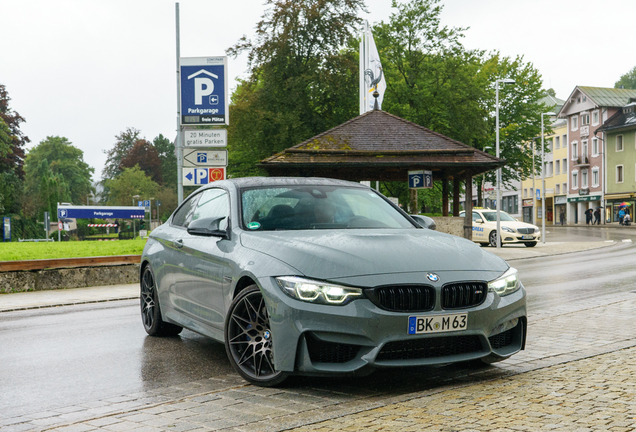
409,189,418,214
464,173,473,240
442,178,449,216
453,178,460,217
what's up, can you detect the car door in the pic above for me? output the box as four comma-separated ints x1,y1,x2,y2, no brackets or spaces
172,187,232,332
472,211,485,242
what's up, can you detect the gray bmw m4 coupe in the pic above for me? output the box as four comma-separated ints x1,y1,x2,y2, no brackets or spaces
140,177,526,386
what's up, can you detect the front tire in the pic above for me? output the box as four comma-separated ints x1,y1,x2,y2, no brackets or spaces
489,231,498,247
224,285,288,387
140,264,183,337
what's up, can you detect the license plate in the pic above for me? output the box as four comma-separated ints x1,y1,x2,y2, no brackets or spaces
521,235,533,240
408,314,467,335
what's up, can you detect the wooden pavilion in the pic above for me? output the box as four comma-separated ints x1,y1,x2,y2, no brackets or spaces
260,108,505,239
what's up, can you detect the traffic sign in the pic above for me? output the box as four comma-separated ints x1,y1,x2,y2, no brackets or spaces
183,167,226,186
180,57,228,126
183,149,227,167
408,170,433,189
184,129,227,147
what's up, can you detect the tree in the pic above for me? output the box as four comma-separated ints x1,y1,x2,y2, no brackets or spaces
374,0,548,187
102,127,141,180
615,65,636,90
102,166,159,206
153,134,177,190
226,0,365,177
119,139,163,184
0,84,30,178
24,136,95,207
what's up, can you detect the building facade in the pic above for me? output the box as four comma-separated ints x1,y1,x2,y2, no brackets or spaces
557,86,636,224
597,101,636,222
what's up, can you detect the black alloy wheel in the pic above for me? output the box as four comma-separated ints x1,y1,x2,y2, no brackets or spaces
224,285,287,387
140,264,183,337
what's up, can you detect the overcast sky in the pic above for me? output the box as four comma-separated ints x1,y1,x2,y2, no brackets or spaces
3,0,634,181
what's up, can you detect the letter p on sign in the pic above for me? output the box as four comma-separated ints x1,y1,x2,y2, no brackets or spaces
194,78,214,105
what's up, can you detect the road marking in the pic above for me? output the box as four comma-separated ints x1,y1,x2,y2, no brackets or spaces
622,239,632,243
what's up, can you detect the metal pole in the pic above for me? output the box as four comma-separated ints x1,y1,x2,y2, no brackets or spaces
176,3,184,204
57,202,61,242
496,81,501,249
541,114,546,244
532,139,535,224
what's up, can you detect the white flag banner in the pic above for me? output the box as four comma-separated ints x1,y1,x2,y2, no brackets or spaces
359,20,386,114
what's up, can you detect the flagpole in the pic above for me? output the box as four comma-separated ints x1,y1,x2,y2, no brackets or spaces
359,21,367,115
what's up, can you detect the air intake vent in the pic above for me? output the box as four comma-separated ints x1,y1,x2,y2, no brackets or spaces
377,335,482,361
366,285,435,312
442,282,487,309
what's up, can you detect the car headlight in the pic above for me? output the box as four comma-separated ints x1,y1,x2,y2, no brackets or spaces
502,226,515,233
275,276,363,305
488,267,521,296
534,228,541,234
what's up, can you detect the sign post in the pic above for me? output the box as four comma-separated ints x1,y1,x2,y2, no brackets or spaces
2,217,10,242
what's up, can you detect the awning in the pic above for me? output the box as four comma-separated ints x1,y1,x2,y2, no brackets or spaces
604,193,635,200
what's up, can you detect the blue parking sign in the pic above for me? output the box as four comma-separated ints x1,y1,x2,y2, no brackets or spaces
180,57,228,126
409,170,433,189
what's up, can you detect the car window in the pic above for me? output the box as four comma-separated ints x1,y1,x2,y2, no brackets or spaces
171,193,201,227
241,186,414,231
191,188,230,226
481,211,516,222
472,212,481,222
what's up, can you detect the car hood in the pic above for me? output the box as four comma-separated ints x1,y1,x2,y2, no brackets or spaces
239,229,508,279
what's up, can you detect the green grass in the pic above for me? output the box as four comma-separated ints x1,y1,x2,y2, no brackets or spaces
0,238,148,261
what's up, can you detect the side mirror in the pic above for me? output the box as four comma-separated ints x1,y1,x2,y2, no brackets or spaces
475,218,484,224
187,216,229,239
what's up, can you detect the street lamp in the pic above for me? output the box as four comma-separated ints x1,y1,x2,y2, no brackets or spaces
132,195,140,240
541,112,556,244
495,78,515,249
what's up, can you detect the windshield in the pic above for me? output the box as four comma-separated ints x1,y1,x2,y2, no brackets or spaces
241,186,414,231
480,211,517,222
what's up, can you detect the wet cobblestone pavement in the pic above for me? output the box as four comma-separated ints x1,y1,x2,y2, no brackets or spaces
2,241,636,431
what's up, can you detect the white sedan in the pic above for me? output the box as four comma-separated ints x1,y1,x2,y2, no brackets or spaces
460,209,541,247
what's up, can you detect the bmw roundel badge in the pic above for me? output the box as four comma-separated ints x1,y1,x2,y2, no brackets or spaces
426,273,440,282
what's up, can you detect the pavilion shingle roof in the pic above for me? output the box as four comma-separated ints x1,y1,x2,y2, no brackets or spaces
260,109,502,181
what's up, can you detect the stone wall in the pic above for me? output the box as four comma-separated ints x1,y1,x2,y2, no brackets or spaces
0,264,140,294
433,216,465,238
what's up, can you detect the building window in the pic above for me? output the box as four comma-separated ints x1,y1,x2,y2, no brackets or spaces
582,140,588,157
563,183,567,194
556,159,561,175
592,168,599,187
592,110,599,126
581,113,590,125
572,171,578,189
549,161,553,177
592,137,599,156
502,195,518,214
556,184,561,194
572,141,578,159
548,139,553,152
617,135,624,152
523,188,527,198
582,170,588,188
617,165,624,183
530,188,533,198
555,136,560,149
571,116,578,130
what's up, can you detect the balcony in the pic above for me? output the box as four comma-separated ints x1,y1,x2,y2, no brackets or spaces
574,156,590,168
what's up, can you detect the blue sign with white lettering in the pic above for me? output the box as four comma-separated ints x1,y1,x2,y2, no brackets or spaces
180,57,228,126
536,189,541,199
408,170,433,189
58,206,146,220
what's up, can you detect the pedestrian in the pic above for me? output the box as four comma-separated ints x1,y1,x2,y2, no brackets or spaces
559,209,565,226
619,208,625,225
585,208,593,225
594,208,601,225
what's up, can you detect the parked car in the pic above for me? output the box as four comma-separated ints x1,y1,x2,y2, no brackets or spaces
460,208,541,247
140,178,527,386
409,214,437,230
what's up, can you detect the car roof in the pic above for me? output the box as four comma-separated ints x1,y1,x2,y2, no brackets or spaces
202,177,368,190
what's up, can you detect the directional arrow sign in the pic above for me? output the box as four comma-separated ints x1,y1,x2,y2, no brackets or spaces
183,168,226,186
183,149,228,167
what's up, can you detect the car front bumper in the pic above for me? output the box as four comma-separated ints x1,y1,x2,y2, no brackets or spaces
259,275,527,375
501,232,541,244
